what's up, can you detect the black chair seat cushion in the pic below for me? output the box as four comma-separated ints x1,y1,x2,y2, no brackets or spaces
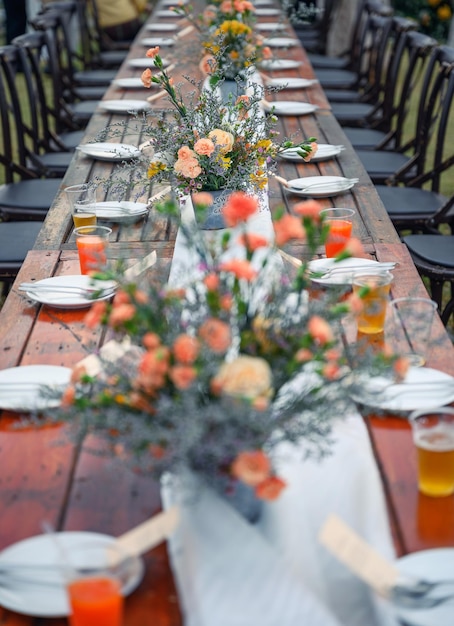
308,53,349,70
314,68,358,89
0,221,42,263
404,234,454,268
342,127,388,149
376,186,446,217
355,149,413,183
34,152,73,174
73,85,108,101
324,89,363,103
74,69,117,86
98,50,128,68
58,130,86,151
330,102,375,123
68,100,100,121
0,178,61,211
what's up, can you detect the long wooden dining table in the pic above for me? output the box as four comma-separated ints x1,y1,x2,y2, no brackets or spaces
0,2,454,624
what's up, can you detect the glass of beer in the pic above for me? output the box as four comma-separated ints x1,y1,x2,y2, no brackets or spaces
352,271,393,334
319,208,355,258
410,407,454,497
65,183,97,227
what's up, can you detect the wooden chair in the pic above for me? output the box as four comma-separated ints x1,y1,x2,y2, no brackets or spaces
0,222,43,296
353,43,453,185
0,44,62,220
342,30,438,149
291,0,336,55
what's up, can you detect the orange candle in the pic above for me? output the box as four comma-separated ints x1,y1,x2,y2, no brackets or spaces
325,218,353,257
68,576,123,626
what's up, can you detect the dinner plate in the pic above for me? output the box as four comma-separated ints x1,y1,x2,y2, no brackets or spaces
308,257,386,286
352,367,454,413
285,176,356,197
0,531,145,617
112,77,149,89
259,59,302,71
128,57,170,69
280,143,344,162
263,37,299,48
76,142,141,161
393,549,454,626
266,77,318,89
156,9,184,17
0,365,71,412
255,7,281,15
145,22,178,31
23,275,117,310
140,36,175,46
255,22,286,31
93,201,149,223
98,100,152,114
262,101,318,116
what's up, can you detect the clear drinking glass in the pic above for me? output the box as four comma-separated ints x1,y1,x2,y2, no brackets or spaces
74,225,112,275
65,184,97,228
390,297,437,366
319,207,355,258
352,271,393,334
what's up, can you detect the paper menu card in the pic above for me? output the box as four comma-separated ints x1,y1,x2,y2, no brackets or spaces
319,514,400,595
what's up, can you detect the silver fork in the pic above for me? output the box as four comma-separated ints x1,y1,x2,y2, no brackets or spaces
285,178,359,193
18,283,115,296
389,577,454,609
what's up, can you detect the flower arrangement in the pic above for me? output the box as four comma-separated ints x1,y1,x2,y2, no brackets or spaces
57,193,405,505
140,47,317,198
394,0,453,41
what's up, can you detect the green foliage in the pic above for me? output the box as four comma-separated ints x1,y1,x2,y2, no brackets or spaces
392,0,453,41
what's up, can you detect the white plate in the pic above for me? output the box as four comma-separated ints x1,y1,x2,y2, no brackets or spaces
0,365,71,412
263,37,298,47
0,531,144,617
266,77,318,89
262,101,318,116
156,9,184,17
98,100,151,114
259,59,302,71
141,36,175,46
255,7,281,15
285,175,355,197
280,143,344,162
353,367,454,413
308,257,385,286
255,22,286,31
393,549,454,626
23,276,117,310
128,57,170,69
76,142,141,161
112,77,148,89
145,22,178,31
93,201,148,223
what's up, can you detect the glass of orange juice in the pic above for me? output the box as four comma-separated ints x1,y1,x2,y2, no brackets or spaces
65,184,97,228
74,225,112,275
320,208,355,257
66,542,132,626
410,407,454,497
352,271,393,334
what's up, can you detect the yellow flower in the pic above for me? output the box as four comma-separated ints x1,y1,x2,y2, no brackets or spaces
147,161,167,178
437,4,452,20
428,0,441,6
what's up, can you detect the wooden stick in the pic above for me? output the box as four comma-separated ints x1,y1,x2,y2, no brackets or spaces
147,89,168,103
174,25,194,39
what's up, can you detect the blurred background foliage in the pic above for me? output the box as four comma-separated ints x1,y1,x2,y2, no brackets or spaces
392,0,453,41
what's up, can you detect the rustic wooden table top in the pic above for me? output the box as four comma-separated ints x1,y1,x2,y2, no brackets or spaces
0,3,453,625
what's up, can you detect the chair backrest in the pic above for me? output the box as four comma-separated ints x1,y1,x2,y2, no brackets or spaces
0,45,41,183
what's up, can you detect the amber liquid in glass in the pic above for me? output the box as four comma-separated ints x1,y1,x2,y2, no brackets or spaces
73,213,97,228
415,429,454,497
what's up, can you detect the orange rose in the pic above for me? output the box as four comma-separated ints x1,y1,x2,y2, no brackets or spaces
146,46,160,58
108,303,136,327
199,54,217,75
143,332,161,350
194,138,215,156
237,233,269,251
193,192,213,207
222,191,259,226
169,364,197,389
231,450,271,486
293,199,323,222
307,315,334,345
273,214,306,246
343,237,365,258
219,259,258,281
84,300,107,329
198,318,231,353
141,68,153,88
173,334,200,364
203,272,220,291
255,476,287,500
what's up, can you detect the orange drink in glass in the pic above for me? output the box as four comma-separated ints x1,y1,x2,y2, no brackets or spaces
410,408,454,497
74,226,112,275
320,208,355,258
352,271,393,334
68,576,123,626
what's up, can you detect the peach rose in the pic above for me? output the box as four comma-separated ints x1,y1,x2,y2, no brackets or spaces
293,199,323,223
203,272,220,291
173,334,200,364
143,332,161,350
343,237,365,258
146,46,160,58
199,54,216,75
174,157,202,179
84,300,107,329
222,191,259,227
177,145,196,160
231,450,271,486
295,348,313,362
212,355,272,400
273,214,306,246
141,68,153,88
169,364,197,390
139,347,170,379
61,384,76,407
108,303,136,327
192,192,213,207
303,142,318,162
262,46,272,60
198,318,231,353
255,476,287,500
219,259,258,281
194,137,215,156
308,315,334,345
237,233,269,251
208,129,234,154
